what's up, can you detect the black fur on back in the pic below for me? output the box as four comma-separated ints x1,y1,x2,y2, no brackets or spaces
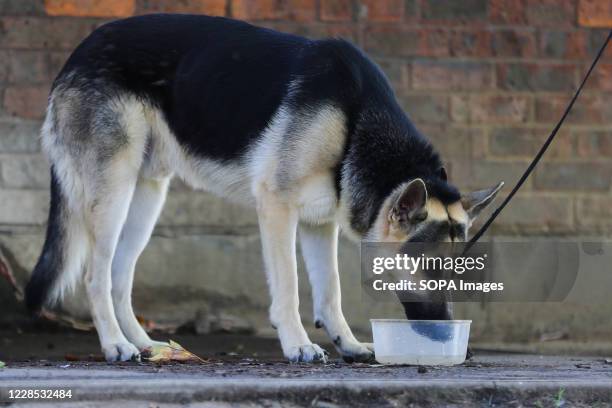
55,14,309,162
53,13,460,235
25,167,65,312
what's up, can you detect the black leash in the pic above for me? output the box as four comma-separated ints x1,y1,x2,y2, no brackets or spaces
466,29,612,248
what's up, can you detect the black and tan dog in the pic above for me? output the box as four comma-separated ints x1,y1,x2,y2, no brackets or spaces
26,14,503,363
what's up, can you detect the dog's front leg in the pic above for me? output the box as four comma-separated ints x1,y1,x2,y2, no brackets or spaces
256,189,327,363
299,222,374,363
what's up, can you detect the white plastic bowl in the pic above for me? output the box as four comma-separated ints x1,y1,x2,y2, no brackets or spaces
371,319,471,365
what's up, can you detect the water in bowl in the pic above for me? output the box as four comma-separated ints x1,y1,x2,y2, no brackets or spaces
371,319,471,365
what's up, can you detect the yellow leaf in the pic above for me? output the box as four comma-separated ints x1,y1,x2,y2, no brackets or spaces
142,340,206,364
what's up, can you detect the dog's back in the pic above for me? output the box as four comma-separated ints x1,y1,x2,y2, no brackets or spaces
54,14,307,159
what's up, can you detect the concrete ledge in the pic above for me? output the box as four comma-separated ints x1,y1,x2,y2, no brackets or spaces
1,355,611,406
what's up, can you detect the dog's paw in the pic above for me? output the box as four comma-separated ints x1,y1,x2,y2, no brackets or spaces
466,345,475,360
337,339,375,363
102,342,141,362
285,343,328,363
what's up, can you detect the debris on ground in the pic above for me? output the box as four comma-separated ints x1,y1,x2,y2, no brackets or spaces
142,340,207,364
64,353,105,362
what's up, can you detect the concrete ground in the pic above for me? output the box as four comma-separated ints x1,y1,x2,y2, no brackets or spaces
1,332,612,407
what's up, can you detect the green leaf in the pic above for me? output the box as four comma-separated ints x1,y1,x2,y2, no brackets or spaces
0,361,5,369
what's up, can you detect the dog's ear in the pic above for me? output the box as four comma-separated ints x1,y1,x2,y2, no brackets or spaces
461,182,504,220
389,178,428,224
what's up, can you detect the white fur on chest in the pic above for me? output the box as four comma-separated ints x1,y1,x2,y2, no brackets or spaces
249,104,347,223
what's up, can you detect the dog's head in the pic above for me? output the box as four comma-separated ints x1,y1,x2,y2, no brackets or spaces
368,173,503,322
369,174,503,245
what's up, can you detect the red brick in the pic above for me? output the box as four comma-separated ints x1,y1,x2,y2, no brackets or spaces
578,0,612,27
577,196,612,229
489,194,574,234
137,0,227,15
359,0,404,22
449,29,491,57
0,0,46,15
575,130,612,157
397,93,448,124
320,0,352,21
421,0,487,24
232,0,316,21
536,95,609,124
469,161,533,190
0,52,9,82
588,29,612,60
492,29,537,57
497,63,577,91
3,85,48,119
539,30,590,60
489,127,574,158
45,0,135,17
418,125,475,158
526,0,576,27
443,159,471,184
451,95,530,124
364,26,449,57
489,0,527,24
7,51,68,84
374,58,409,90
535,163,611,191
0,17,97,50
586,63,612,91
269,22,359,41
412,61,493,90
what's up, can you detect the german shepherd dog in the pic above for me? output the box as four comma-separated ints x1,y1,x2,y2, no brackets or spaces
25,14,503,363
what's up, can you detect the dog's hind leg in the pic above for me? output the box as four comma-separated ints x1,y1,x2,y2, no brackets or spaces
299,222,374,363
75,97,152,362
111,176,170,351
84,159,143,362
256,188,327,363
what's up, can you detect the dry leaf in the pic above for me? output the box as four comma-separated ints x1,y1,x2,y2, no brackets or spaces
142,340,206,364
40,309,93,331
0,251,23,300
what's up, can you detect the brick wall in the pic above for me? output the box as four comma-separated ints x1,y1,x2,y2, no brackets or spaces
0,1,611,338
0,0,610,238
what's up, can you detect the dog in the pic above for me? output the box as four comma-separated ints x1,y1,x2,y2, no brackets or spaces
25,14,503,363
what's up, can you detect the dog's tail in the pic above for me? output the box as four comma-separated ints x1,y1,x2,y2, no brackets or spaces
25,165,89,313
